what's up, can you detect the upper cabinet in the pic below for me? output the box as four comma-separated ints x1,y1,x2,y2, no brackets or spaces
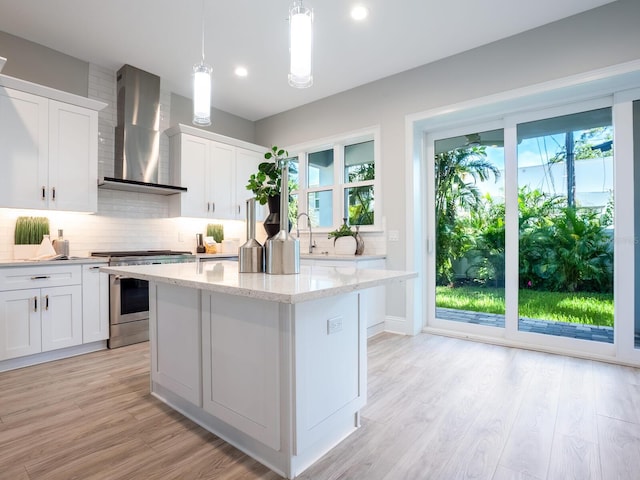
167,125,265,220
0,76,105,212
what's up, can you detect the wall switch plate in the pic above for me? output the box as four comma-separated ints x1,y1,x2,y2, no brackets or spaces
388,230,400,241
178,232,184,242
327,317,343,334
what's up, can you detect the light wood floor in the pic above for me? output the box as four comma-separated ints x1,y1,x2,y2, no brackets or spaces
2,334,640,480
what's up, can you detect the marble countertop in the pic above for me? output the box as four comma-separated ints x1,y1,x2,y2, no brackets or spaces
101,261,415,304
0,257,108,267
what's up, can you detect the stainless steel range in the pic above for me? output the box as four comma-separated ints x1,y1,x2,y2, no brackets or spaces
91,250,195,348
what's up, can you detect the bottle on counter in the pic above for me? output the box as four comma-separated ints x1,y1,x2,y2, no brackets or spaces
52,229,70,257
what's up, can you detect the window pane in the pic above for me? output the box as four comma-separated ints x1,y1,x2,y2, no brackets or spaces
433,129,505,329
344,185,374,225
308,149,334,187
290,193,298,228
344,141,375,183
517,108,614,343
287,156,299,191
308,190,333,227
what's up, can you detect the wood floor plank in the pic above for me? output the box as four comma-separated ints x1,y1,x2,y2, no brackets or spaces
546,433,602,480
597,414,640,480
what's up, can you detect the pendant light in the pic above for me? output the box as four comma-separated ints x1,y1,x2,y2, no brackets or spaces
288,0,313,88
193,0,212,126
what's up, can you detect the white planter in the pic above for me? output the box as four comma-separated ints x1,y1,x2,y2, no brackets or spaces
13,245,39,260
333,236,357,255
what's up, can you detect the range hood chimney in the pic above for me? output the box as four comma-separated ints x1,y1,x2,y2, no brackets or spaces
99,64,186,195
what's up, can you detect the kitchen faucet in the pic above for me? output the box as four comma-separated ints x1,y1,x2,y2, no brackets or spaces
296,212,316,254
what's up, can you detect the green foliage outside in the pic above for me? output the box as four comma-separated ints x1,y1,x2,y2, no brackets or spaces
346,163,375,225
436,286,613,327
435,131,614,327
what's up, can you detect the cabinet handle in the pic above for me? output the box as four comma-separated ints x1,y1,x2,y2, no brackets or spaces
89,266,101,270
237,205,241,214
207,202,210,212
52,187,56,201
212,202,215,213
42,186,46,199
31,275,51,280
34,296,38,312
45,295,49,310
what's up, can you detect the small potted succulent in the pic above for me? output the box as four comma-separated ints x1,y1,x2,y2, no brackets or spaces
328,218,357,255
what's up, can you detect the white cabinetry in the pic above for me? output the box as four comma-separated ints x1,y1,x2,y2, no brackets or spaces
201,291,280,449
0,84,101,212
82,263,109,343
0,288,41,359
0,265,83,361
48,100,98,212
150,282,202,406
168,125,264,220
301,257,386,335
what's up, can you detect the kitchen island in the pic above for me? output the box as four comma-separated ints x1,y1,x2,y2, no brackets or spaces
101,260,415,479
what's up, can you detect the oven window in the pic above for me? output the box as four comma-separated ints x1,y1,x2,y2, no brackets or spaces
120,278,149,315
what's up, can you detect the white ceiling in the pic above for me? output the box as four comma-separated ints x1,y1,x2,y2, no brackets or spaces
0,0,617,121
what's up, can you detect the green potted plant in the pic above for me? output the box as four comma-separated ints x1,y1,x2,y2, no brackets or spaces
246,145,289,206
246,145,293,237
328,218,357,255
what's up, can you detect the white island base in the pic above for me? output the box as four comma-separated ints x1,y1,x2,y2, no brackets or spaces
101,261,415,478
150,282,366,479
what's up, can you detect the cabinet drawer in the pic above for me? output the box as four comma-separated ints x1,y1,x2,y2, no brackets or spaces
0,265,82,290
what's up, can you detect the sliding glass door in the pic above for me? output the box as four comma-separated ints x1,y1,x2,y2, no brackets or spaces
433,129,506,332
428,101,622,355
516,108,614,343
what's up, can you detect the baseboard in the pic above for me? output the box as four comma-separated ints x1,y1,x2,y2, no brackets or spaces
384,315,408,335
367,322,385,338
0,341,108,373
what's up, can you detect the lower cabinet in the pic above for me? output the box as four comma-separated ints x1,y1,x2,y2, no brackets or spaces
81,263,109,343
201,291,281,450
0,263,107,364
0,288,41,360
0,284,82,360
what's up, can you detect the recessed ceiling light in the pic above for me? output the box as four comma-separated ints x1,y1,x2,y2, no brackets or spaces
351,5,368,21
234,66,248,77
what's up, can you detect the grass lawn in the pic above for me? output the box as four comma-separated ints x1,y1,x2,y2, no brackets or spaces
435,286,614,327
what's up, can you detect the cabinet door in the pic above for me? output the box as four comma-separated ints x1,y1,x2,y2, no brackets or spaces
0,288,41,360
41,285,82,351
48,100,98,212
82,264,109,343
175,134,210,217
235,148,264,220
209,142,235,219
201,292,280,449
0,88,49,209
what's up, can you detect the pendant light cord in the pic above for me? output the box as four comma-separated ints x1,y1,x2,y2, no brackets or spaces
201,0,205,63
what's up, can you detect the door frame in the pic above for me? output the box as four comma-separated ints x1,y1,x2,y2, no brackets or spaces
405,60,640,366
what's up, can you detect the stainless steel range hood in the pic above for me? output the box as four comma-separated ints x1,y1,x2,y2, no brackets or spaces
99,64,186,196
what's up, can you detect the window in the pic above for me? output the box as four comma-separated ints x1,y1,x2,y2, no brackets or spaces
288,128,380,231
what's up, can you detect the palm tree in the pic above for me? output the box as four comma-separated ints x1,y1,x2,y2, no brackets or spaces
435,146,500,285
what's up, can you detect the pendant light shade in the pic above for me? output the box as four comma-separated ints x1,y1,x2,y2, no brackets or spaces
288,0,313,89
193,62,212,126
193,0,212,126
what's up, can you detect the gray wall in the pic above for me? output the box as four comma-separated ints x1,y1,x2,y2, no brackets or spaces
255,0,640,320
170,92,256,144
0,31,88,96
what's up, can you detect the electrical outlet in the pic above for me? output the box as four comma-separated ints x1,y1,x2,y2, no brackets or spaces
327,317,343,334
178,232,184,242
388,230,400,242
